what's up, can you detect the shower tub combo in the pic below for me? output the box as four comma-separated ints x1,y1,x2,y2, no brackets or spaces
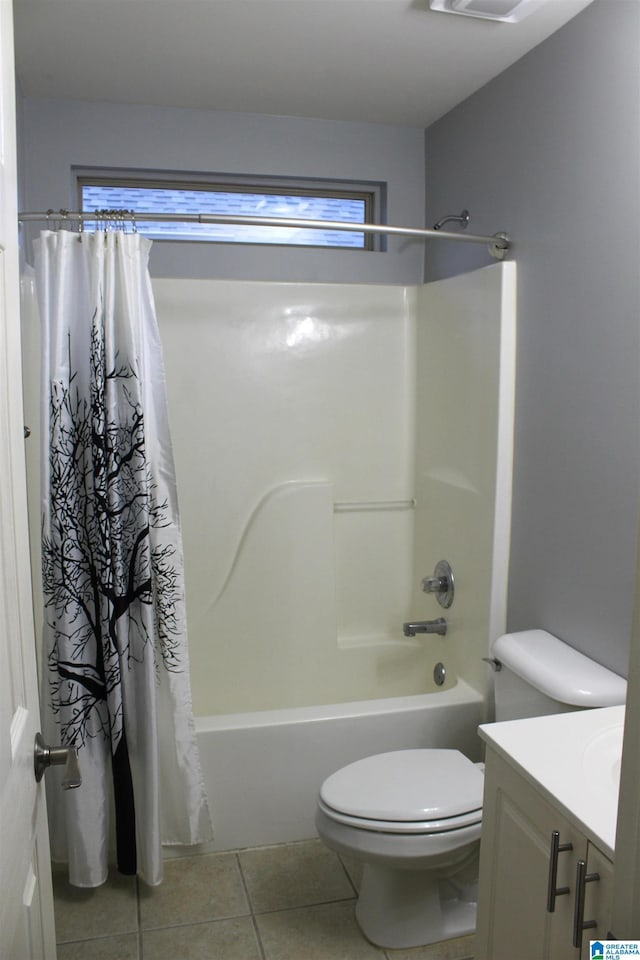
155,265,515,854
18,269,514,858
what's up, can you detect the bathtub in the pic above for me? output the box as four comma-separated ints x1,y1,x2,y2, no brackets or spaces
187,678,485,853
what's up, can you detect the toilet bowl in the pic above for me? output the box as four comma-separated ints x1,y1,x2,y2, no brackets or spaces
315,749,484,949
315,630,627,950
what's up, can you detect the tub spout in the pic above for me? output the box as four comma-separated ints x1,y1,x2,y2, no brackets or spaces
403,618,447,637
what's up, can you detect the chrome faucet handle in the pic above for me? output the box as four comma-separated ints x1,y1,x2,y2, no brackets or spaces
422,575,447,592
421,560,455,609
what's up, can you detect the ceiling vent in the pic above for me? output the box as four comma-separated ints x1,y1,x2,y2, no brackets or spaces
429,0,543,22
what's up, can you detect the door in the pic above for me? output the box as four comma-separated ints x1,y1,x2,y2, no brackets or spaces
0,0,56,957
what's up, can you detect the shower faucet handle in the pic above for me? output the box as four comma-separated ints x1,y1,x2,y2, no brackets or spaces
421,560,455,609
423,575,447,592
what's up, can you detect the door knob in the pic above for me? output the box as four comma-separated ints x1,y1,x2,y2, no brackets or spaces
34,732,82,790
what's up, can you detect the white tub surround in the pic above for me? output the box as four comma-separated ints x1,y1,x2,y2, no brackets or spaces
150,264,517,716
154,279,420,715
412,263,516,701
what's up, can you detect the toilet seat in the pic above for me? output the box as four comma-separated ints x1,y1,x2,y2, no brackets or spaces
319,749,483,835
318,796,482,834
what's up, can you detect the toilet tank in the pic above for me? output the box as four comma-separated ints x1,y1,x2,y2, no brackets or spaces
492,630,627,722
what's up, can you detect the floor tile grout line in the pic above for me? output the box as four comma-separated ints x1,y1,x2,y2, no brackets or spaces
134,893,361,934
158,836,326,864
251,894,358,916
337,853,360,896
235,850,255,914
250,913,269,960
55,931,139,946
235,851,268,960
139,909,253,933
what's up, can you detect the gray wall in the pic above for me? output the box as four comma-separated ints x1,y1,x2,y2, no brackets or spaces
424,0,640,677
19,98,425,284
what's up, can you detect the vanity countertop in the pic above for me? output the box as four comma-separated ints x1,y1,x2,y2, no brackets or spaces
479,704,624,859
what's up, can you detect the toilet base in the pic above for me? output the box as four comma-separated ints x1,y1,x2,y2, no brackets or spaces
355,862,477,949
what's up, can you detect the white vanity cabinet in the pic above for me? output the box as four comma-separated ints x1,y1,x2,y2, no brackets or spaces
476,737,615,959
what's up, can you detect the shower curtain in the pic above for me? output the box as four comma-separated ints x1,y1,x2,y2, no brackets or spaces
34,229,212,888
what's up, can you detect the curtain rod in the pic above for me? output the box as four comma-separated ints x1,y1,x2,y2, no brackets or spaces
17,209,510,259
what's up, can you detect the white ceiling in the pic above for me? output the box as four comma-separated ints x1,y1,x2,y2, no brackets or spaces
13,0,592,128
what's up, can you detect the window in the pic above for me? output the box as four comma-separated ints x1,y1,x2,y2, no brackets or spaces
78,175,378,249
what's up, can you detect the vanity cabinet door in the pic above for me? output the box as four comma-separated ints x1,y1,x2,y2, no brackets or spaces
476,749,587,960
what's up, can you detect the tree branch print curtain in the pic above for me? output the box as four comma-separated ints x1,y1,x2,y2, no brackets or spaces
34,229,212,888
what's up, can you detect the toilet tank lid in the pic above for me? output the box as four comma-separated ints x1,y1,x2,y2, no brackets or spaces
491,630,627,707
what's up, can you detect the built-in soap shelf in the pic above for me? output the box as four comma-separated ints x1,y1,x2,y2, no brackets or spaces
333,498,415,513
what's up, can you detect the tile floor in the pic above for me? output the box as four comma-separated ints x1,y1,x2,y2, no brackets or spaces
53,839,475,960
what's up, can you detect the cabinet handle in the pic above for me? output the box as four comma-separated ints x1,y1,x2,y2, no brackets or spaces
572,858,599,947
547,830,573,912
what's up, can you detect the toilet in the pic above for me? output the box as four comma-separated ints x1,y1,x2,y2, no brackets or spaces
315,630,627,949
